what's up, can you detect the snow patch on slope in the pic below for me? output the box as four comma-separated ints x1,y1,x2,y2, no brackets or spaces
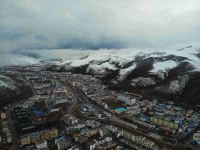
53,41,200,80
150,60,178,78
156,75,189,95
152,60,177,72
109,56,130,68
131,77,156,88
70,53,110,67
117,64,136,81
119,64,136,76
86,62,118,75
0,75,16,90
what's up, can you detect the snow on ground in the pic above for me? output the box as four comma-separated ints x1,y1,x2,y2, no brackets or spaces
70,53,111,67
69,51,132,68
156,75,189,95
87,61,118,74
99,62,118,71
156,41,200,70
0,75,16,90
52,41,200,74
109,56,130,68
145,52,166,58
151,60,177,73
56,60,72,65
119,64,136,76
0,53,39,66
150,60,177,79
117,64,136,81
131,77,156,88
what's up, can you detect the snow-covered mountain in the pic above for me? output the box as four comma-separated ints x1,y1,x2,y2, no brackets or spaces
47,42,200,104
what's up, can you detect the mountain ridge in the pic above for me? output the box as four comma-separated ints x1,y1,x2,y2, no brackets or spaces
46,42,200,104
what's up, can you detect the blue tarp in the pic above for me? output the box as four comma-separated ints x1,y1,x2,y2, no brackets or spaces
32,107,44,117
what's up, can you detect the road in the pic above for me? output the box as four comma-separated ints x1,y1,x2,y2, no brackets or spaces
62,82,79,117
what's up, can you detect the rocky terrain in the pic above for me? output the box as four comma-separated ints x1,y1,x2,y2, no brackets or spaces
46,43,200,105
0,74,33,107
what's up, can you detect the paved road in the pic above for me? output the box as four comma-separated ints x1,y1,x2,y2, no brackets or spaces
62,82,79,117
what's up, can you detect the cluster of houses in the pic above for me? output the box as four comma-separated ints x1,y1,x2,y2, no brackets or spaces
121,99,200,140
11,72,74,149
52,72,200,146
2,69,200,149
64,116,160,150
193,130,200,145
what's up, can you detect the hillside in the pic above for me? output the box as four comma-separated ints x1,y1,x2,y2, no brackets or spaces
0,74,33,107
46,42,200,105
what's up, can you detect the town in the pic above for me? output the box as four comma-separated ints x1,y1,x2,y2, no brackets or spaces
1,68,200,150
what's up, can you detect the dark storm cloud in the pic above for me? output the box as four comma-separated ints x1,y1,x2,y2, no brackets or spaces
0,0,200,52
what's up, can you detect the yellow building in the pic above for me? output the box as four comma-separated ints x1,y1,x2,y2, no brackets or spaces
163,120,168,126
49,128,58,138
193,132,200,142
20,128,59,146
158,119,163,125
20,135,31,145
170,122,178,129
0,112,7,120
30,132,40,144
40,130,50,140
151,117,178,129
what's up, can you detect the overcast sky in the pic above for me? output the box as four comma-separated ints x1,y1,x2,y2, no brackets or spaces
0,0,200,65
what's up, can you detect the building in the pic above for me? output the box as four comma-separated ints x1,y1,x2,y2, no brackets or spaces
0,112,7,120
55,136,71,150
40,130,50,141
6,132,12,144
86,120,100,128
86,140,96,150
151,117,179,130
193,131,200,143
117,95,137,106
81,128,99,137
65,124,86,134
49,128,59,139
99,128,110,137
122,131,159,150
73,133,88,144
94,137,113,147
64,115,78,125
20,128,58,146
30,132,40,143
53,88,68,99
20,135,31,145
126,107,141,116
35,140,49,150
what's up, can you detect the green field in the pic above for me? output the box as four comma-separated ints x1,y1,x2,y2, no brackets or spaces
105,99,123,109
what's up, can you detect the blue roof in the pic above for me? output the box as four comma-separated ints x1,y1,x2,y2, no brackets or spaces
32,107,44,117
